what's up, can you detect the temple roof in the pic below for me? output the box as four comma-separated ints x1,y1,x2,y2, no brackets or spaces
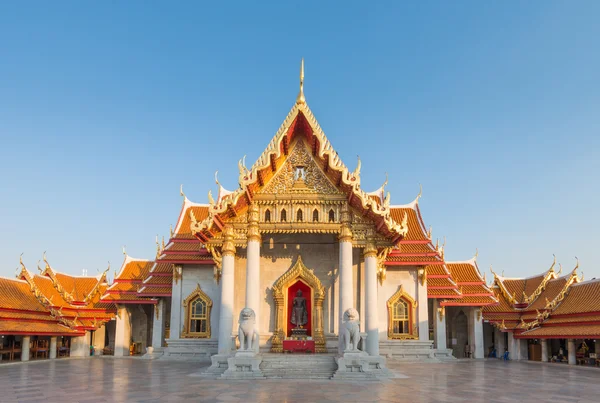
101,255,157,304
0,276,84,336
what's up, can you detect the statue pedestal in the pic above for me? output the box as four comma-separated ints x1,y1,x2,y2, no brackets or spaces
291,328,308,339
333,350,393,380
221,351,265,379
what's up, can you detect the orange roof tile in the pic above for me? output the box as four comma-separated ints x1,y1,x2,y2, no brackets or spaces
0,277,51,313
114,257,153,282
519,324,600,338
552,280,600,315
390,205,428,241
0,320,82,335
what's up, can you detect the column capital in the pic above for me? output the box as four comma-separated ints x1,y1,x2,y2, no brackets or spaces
247,203,261,243
363,241,377,258
339,204,353,242
222,226,236,256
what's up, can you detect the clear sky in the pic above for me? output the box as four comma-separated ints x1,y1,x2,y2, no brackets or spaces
0,2,598,281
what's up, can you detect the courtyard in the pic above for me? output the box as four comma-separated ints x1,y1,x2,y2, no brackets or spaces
0,358,597,403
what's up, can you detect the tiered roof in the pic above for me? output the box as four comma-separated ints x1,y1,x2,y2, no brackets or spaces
14,257,116,332
101,255,156,304
482,258,591,336
0,276,83,336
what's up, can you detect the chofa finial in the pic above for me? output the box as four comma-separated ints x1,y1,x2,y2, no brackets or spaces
296,58,305,104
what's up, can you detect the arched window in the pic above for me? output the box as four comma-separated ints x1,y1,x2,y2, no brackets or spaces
328,209,335,222
297,208,303,222
387,285,417,339
313,209,319,222
182,284,212,338
392,300,409,335
281,209,287,222
265,209,271,223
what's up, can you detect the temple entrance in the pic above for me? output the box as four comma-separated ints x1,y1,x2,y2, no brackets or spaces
270,256,326,353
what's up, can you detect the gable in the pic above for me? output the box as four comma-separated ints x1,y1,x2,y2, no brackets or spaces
259,139,341,196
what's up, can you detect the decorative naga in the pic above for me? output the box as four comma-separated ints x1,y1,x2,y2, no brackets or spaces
238,308,259,352
341,308,361,352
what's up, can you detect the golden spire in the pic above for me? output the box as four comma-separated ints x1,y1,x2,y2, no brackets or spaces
296,58,305,104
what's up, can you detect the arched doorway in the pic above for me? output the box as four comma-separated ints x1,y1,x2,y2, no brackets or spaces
271,256,326,353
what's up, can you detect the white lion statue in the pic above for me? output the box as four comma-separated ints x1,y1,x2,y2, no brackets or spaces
341,308,361,352
238,307,259,352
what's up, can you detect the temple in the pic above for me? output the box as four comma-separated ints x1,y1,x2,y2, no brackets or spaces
1,61,598,373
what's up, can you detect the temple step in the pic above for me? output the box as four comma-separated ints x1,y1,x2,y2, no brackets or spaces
259,354,337,379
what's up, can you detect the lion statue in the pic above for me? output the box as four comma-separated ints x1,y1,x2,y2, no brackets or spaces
341,308,361,352
238,307,259,352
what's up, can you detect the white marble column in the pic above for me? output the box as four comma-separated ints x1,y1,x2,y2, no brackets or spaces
21,336,31,362
169,266,183,340
494,328,505,359
568,339,576,365
93,325,106,355
49,336,57,359
218,227,236,355
541,339,548,362
114,306,131,357
152,299,166,348
433,299,447,350
364,241,379,356
417,268,429,341
245,203,261,348
71,332,91,357
519,339,529,360
469,308,484,359
507,332,518,360
338,205,353,352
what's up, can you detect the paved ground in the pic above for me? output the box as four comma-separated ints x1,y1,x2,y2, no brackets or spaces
0,357,598,402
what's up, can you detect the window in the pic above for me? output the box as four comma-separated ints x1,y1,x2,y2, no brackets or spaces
328,209,335,222
297,208,303,222
391,300,410,335
265,209,271,223
190,298,208,334
387,285,417,339
281,209,287,222
182,284,212,338
313,209,319,222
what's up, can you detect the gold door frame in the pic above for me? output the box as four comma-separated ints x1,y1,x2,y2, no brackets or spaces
271,256,326,353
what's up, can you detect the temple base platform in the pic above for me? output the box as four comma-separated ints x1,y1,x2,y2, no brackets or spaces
221,352,265,379
380,340,455,361
333,351,393,380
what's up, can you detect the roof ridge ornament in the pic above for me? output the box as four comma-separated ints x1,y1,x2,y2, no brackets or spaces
296,58,305,104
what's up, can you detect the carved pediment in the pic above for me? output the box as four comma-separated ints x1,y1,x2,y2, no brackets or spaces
259,140,341,196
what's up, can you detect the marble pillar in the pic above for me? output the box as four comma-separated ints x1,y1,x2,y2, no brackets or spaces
152,299,166,349
495,328,505,359
507,331,516,360
417,269,429,342
169,266,183,340
433,299,447,350
469,308,484,359
49,336,57,359
568,339,576,365
71,332,91,357
364,243,379,356
93,325,106,355
245,204,261,347
518,339,529,360
21,336,30,362
218,227,236,355
541,339,548,362
114,306,131,357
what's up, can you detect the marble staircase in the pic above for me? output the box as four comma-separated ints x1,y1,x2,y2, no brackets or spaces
259,354,337,379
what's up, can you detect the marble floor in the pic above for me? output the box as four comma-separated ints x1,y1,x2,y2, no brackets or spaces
0,357,598,402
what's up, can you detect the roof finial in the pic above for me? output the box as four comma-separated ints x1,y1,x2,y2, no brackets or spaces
296,58,305,104
122,245,127,256
474,248,479,260
416,184,423,201
180,184,186,200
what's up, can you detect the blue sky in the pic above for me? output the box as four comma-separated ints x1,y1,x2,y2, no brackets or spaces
0,1,598,281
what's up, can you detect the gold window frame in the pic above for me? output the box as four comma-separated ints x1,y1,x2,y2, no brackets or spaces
182,284,213,338
387,285,418,340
